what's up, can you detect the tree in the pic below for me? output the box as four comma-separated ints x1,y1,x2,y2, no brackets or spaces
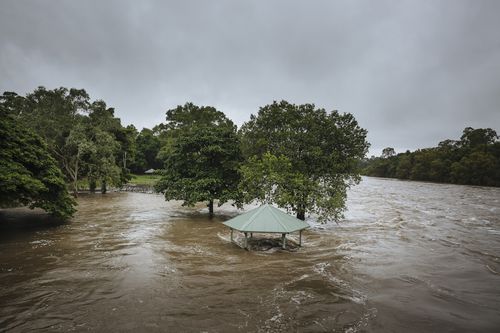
155,103,242,216
238,152,296,205
0,105,76,218
82,129,121,193
382,147,396,158
82,101,124,192
130,128,162,173
86,99,133,187
239,100,369,222
60,122,94,195
460,127,498,149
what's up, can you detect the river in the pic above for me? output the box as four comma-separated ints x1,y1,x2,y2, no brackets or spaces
1,177,499,332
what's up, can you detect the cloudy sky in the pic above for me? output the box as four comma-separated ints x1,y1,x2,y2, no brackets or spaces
1,0,499,155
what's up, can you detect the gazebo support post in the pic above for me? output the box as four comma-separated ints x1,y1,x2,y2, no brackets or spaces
250,233,253,238
244,232,248,250
299,230,302,247
281,233,286,249
230,228,233,243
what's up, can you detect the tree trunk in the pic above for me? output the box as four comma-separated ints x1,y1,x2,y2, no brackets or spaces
72,175,78,198
101,180,107,194
89,179,96,193
72,151,80,197
208,199,214,218
296,204,305,220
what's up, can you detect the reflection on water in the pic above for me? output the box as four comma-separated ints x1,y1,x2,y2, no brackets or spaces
1,177,499,332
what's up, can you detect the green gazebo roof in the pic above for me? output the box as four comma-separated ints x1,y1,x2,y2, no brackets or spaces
222,204,309,234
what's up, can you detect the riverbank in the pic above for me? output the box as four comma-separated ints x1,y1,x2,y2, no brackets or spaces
128,174,161,186
0,207,66,230
75,174,160,194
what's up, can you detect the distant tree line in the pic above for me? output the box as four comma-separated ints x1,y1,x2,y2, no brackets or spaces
362,127,500,186
1,87,369,221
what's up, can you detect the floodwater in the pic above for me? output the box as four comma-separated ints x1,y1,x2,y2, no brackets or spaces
1,177,499,332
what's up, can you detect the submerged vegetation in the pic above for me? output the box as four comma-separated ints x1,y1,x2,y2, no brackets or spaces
362,127,500,186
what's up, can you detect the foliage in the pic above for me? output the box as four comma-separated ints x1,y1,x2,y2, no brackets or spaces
0,104,76,218
84,128,121,193
382,147,396,158
5,87,131,195
129,128,162,173
239,100,369,222
363,127,500,186
155,103,242,215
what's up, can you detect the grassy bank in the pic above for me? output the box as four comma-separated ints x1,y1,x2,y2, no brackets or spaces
128,174,161,186
76,174,161,190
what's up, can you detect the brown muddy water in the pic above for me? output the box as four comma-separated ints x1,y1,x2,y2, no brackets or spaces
1,177,499,332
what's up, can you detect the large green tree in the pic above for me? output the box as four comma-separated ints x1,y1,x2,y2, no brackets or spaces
155,103,242,216
239,100,369,222
0,102,76,218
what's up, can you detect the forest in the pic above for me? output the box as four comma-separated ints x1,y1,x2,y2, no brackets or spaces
1,87,369,221
362,127,500,186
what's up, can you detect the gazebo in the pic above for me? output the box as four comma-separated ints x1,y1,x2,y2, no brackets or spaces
222,204,309,250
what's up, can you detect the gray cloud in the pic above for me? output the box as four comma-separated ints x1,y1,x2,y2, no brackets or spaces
1,0,499,155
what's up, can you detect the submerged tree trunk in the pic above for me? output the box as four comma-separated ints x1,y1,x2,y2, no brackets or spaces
70,156,79,198
72,176,78,197
296,203,306,220
89,179,96,193
208,199,214,218
65,150,79,198
101,180,107,194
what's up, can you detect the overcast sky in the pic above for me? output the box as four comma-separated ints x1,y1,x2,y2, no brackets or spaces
1,0,499,155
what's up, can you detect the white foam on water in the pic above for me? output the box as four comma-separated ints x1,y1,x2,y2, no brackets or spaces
312,262,368,305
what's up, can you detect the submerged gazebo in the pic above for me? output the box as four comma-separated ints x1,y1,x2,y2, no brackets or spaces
222,204,309,250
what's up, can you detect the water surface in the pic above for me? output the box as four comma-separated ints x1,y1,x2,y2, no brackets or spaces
1,177,499,332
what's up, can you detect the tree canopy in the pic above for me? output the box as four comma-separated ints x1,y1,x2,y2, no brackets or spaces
5,87,134,195
155,103,242,216
129,128,162,173
239,100,369,221
0,100,76,218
